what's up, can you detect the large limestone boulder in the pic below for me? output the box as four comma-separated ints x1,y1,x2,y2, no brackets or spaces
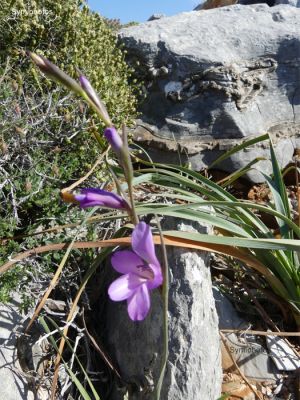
120,5,300,181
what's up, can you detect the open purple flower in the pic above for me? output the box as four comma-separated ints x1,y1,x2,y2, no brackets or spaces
108,221,163,321
74,188,127,209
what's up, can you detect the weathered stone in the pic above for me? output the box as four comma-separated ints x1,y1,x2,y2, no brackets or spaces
194,0,281,10
266,333,300,370
214,288,282,381
147,14,166,21
239,0,276,6
131,122,296,183
194,0,238,11
104,219,222,400
274,0,300,7
0,296,34,400
120,5,300,182
0,296,52,400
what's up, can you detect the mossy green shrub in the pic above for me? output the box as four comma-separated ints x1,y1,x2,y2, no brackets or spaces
1,0,138,126
0,0,139,302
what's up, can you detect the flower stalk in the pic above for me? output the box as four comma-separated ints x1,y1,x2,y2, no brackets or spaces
30,53,162,322
153,218,169,400
104,125,138,225
28,52,112,126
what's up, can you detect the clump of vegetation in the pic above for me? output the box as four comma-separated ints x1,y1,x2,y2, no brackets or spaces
103,17,139,31
1,0,138,125
0,0,139,301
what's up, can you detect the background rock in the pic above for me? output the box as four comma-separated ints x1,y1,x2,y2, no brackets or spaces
214,288,281,381
104,218,222,400
274,0,300,7
0,295,34,400
194,0,238,11
147,14,166,21
120,5,300,182
194,0,300,7
0,296,51,400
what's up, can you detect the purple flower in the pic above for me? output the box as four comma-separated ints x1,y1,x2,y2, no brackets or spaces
104,127,123,155
108,222,163,321
74,188,127,209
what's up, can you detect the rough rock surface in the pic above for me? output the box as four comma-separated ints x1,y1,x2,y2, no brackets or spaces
214,288,281,381
104,219,222,400
274,0,300,7
194,0,238,11
194,0,291,10
0,296,33,400
147,13,166,21
120,5,300,181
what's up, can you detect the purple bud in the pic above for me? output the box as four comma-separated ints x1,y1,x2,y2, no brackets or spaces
79,75,102,110
104,127,123,155
79,75,111,125
28,52,83,95
74,188,127,209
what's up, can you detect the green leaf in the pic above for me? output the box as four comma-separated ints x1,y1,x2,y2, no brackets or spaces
163,230,300,252
218,157,265,187
269,138,291,220
208,133,269,169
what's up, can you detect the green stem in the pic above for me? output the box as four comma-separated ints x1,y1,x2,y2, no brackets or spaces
116,124,139,225
153,218,169,400
127,176,139,225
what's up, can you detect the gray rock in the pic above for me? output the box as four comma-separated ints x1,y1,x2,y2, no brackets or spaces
0,296,52,400
120,5,300,182
274,0,300,7
131,122,296,183
213,287,248,331
194,2,205,10
0,296,34,400
147,14,166,21
238,0,276,6
194,0,238,11
214,288,281,381
104,219,222,400
266,333,300,370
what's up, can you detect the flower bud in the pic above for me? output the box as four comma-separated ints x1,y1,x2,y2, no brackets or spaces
104,127,123,155
73,188,127,209
79,75,112,125
28,52,83,96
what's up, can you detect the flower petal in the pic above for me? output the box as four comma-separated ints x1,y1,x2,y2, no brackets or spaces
131,222,158,265
147,263,163,290
108,273,145,301
111,250,144,274
74,188,126,209
127,284,151,321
